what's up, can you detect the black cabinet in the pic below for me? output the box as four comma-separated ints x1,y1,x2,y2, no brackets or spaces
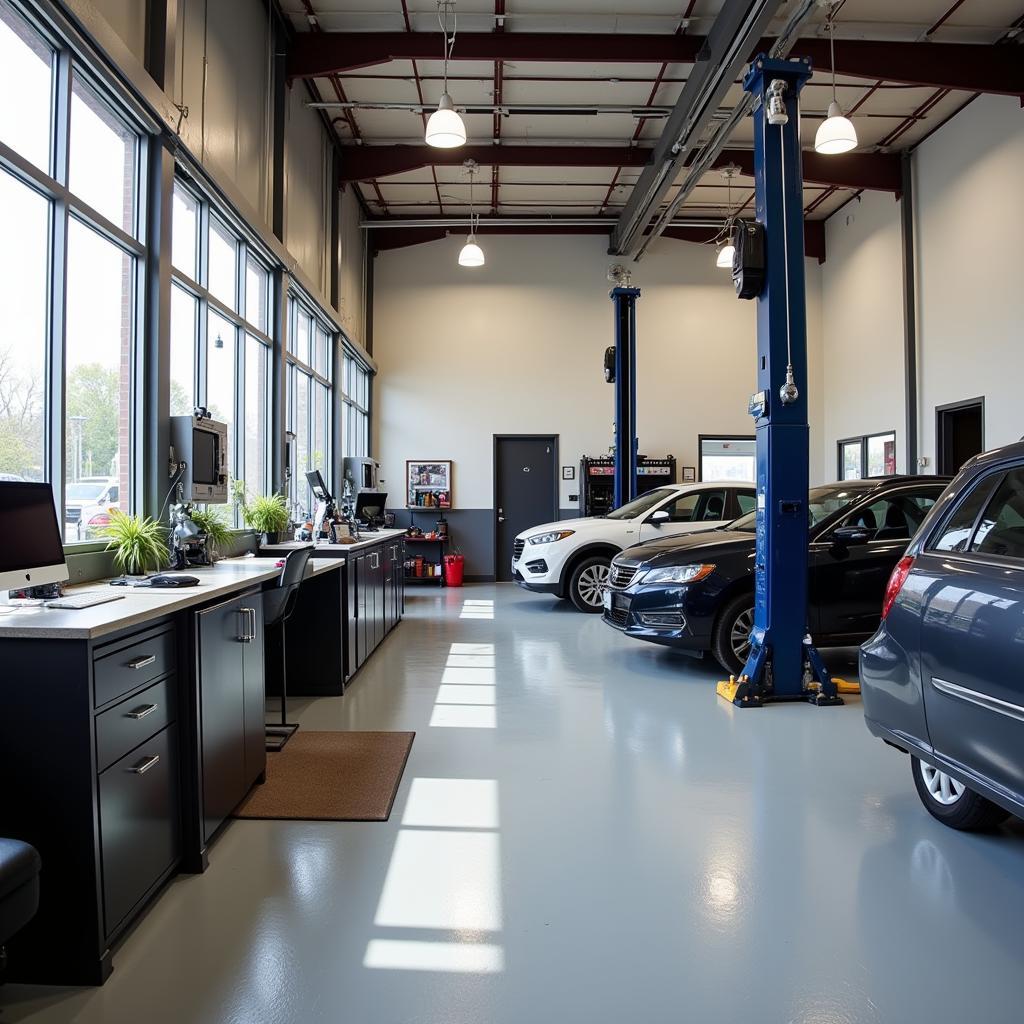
341,536,405,681
195,591,265,845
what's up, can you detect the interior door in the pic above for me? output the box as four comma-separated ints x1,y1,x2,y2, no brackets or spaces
495,436,558,582
938,400,984,475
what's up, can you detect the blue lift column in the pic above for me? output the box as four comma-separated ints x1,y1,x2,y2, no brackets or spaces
718,55,841,708
610,286,640,508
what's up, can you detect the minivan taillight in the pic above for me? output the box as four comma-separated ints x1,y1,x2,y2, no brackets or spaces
881,555,914,620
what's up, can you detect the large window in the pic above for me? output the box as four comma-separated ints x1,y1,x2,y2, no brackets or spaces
169,181,272,516
699,436,755,482
343,352,370,459
838,431,896,481
287,295,333,515
0,1,144,543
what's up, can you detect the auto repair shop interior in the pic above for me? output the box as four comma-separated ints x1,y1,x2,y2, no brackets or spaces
0,1,1023,1022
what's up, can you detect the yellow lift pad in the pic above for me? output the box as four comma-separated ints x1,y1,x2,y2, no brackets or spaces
716,675,861,703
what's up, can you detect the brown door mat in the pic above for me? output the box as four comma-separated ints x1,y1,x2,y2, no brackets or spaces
233,730,415,822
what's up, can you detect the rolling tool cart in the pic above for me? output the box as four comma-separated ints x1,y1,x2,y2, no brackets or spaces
579,455,676,516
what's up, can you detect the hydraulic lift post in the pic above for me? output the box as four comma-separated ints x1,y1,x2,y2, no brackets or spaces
610,286,640,508
718,55,841,708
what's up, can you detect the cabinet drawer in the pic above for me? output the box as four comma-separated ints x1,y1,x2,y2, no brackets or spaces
94,627,176,707
99,724,180,937
95,676,178,773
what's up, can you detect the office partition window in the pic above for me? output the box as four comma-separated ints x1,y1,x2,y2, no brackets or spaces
342,353,370,458
286,293,333,515
0,1,146,545
169,181,273,519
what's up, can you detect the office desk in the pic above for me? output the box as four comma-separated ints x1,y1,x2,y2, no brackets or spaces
0,556,348,986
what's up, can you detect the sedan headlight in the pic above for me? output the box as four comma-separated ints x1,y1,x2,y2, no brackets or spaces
528,530,575,545
639,564,715,585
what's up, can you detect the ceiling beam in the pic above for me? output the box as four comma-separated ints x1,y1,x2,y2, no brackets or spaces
338,144,902,193
288,31,1024,97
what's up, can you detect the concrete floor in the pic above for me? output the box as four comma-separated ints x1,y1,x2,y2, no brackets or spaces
3,583,1024,1024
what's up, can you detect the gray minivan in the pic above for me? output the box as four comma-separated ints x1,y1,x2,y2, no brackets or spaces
860,440,1024,830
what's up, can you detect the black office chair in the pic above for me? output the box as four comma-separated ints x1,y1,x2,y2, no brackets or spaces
0,838,41,980
265,546,314,752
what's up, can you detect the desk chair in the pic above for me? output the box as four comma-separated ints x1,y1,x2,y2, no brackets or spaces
0,838,40,979
265,546,314,752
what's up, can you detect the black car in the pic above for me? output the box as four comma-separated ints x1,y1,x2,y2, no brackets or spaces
861,443,1024,830
602,476,951,674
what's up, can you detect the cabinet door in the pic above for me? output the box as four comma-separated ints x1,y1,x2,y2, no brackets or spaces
346,558,359,676
240,593,266,787
196,597,246,844
356,554,371,665
372,546,385,648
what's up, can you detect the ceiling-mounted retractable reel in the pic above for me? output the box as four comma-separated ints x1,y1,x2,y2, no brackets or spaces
732,220,767,301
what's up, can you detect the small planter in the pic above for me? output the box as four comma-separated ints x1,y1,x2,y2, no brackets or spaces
262,531,287,545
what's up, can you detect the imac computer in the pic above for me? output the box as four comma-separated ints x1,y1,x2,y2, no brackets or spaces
0,481,69,599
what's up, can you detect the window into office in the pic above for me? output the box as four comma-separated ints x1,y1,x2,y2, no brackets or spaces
0,2,144,544
169,181,272,516
838,432,896,480
699,436,754,482
287,295,333,514
343,352,370,459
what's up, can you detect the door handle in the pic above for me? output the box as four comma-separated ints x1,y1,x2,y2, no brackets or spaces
126,703,158,720
130,754,160,775
127,654,156,671
248,607,257,640
239,607,254,642
498,516,505,523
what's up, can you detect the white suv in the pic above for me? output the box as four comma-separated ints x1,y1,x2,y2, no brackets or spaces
512,482,755,612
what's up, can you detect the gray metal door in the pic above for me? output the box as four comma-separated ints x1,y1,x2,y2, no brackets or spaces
494,436,558,582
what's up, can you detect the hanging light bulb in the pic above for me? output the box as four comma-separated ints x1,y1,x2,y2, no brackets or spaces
815,7,858,155
716,238,735,268
426,2,466,149
716,165,737,270
458,159,484,267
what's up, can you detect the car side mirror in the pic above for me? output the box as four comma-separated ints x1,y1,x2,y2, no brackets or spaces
650,510,670,525
832,525,870,545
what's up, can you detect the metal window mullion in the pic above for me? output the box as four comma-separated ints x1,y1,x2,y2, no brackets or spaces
66,193,144,257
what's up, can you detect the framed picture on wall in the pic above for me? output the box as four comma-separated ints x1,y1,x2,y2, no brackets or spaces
682,466,696,482
406,461,453,509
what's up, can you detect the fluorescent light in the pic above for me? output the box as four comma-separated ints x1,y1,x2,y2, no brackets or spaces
815,100,858,155
425,92,466,148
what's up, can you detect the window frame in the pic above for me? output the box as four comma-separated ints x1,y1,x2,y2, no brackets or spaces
0,7,150,549
697,434,755,483
836,430,897,481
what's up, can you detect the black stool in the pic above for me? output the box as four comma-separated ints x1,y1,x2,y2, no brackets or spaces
0,838,40,980
265,546,314,752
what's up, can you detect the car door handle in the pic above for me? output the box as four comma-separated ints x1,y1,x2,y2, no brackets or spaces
498,516,505,523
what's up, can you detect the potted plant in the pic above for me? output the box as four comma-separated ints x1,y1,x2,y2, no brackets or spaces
189,506,231,560
236,487,291,545
99,510,168,577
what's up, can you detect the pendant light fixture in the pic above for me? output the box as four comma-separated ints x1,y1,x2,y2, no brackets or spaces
715,165,738,269
814,5,858,155
458,160,484,267
425,1,466,149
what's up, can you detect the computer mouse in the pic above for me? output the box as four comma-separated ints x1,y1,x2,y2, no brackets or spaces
146,573,200,588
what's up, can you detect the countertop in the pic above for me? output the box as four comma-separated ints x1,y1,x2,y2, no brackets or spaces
0,556,345,642
260,528,408,556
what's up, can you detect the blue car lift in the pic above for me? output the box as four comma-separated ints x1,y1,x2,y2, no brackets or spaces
610,286,641,508
716,56,841,708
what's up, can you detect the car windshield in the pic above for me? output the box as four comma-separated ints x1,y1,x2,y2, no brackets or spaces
728,482,876,531
66,481,108,501
605,488,674,520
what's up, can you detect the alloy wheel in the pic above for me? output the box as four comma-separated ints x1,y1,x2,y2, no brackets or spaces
920,762,965,806
577,564,610,608
730,607,755,664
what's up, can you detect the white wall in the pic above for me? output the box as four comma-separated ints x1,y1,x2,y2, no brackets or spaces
339,188,366,347
373,233,824,512
91,0,145,61
916,94,1024,461
821,189,905,478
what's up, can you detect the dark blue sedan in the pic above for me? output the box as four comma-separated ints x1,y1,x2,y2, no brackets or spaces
861,441,1024,830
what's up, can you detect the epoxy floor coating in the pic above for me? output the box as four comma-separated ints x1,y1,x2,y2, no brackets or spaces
4,584,1024,1024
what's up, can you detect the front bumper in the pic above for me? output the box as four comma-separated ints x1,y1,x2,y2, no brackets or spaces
511,538,572,592
601,581,714,652
512,569,561,595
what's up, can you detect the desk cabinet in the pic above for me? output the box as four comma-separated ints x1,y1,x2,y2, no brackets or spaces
344,537,404,679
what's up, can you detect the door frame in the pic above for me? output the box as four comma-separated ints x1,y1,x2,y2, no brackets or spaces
936,397,985,475
493,434,560,579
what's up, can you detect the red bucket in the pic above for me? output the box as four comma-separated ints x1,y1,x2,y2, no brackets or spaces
444,554,465,587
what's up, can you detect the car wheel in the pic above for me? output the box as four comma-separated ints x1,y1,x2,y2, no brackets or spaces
911,756,1010,831
569,556,610,613
711,593,755,676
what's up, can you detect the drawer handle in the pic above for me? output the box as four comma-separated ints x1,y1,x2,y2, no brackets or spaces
127,654,156,671
130,754,161,775
126,703,158,720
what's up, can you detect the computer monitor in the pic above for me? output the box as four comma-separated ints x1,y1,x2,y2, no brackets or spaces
306,470,332,502
354,491,387,525
0,481,69,593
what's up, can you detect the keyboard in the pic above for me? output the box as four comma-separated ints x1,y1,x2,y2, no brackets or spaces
46,593,127,610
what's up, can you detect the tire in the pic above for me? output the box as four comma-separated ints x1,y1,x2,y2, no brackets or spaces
911,756,1010,831
568,555,611,613
711,592,755,676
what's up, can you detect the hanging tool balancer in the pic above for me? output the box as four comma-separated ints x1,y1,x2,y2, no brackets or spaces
717,55,841,708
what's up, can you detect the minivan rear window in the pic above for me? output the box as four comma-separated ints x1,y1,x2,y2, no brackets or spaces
971,469,1024,560
929,475,999,553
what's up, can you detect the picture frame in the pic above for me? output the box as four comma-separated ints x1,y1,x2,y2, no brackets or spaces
562,466,575,481
406,460,453,509
682,466,696,482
